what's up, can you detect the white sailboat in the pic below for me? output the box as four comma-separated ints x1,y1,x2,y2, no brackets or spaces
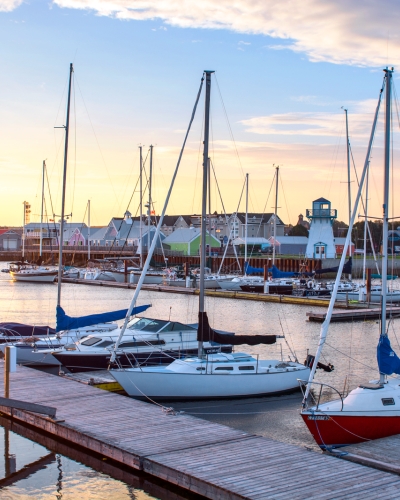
110,71,309,400
301,67,400,448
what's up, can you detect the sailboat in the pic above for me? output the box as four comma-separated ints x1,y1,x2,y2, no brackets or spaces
301,67,400,448
110,71,310,400
10,160,58,283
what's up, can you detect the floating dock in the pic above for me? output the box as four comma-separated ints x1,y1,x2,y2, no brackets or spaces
60,370,123,393
62,277,360,309
307,306,400,322
1,363,400,499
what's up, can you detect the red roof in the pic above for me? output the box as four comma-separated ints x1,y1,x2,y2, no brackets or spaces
0,229,9,236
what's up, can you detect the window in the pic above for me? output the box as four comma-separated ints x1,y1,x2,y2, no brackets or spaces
96,340,115,348
119,340,166,348
81,337,102,346
214,366,233,371
382,398,395,406
196,367,206,371
238,366,255,371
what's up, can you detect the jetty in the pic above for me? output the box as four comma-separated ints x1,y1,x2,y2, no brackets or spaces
1,363,400,499
307,305,400,322
62,277,361,308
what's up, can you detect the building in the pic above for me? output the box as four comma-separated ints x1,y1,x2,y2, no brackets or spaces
268,236,309,255
334,237,356,256
305,198,337,259
232,237,271,255
227,213,285,241
162,228,221,256
0,229,21,250
160,215,191,236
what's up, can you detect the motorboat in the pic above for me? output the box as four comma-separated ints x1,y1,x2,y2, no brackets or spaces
51,316,233,372
9,262,58,283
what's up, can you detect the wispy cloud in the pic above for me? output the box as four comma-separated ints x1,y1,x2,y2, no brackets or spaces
49,0,400,67
0,0,23,11
240,100,378,139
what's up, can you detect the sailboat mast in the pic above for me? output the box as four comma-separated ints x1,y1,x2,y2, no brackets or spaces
198,70,214,358
208,157,212,259
148,145,153,258
344,109,352,278
57,63,73,307
40,160,45,258
380,67,393,357
139,145,143,268
362,163,370,286
273,165,279,266
244,173,249,269
87,200,91,261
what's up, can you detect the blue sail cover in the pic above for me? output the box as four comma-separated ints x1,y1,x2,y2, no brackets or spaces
244,262,299,278
56,304,151,332
244,262,264,275
377,335,400,375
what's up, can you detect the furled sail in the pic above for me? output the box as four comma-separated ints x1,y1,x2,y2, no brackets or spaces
56,304,151,332
314,257,352,276
197,311,276,346
244,262,264,275
377,335,400,375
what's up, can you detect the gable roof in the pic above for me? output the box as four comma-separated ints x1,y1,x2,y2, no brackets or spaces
163,228,220,244
232,213,285,225
313,197,330,203
269,236,309,244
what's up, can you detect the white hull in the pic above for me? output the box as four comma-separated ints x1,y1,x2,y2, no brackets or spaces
336,291,400,302
163,279,220,289
218,277,263,291
111,364,310,400
0,344,61,366
10,271,57,283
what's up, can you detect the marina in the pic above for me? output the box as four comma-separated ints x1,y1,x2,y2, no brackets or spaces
2,363,400,499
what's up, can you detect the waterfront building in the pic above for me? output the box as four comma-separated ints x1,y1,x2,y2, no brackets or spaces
305,198,337,259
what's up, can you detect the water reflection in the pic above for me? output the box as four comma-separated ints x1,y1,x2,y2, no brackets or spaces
0,416,193,499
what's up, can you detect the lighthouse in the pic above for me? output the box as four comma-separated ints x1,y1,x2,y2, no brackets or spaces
305,197,337,259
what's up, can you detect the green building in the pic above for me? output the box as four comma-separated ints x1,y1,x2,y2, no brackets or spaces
162,228,221,256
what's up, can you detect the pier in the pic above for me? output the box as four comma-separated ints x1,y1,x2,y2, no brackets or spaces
1,363,400,499
307,306,400,322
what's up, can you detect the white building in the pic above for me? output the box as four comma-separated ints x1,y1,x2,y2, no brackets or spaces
305,197,337,259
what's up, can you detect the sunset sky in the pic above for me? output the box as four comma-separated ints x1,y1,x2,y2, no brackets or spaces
1,0,400,228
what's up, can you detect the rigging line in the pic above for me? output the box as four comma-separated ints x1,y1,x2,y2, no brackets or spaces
214,74,246,181
324,341,378,372
191,104,205,214
71,73,77,217
74,75,119,204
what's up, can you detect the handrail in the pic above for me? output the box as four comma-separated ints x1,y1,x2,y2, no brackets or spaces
298,379,344,411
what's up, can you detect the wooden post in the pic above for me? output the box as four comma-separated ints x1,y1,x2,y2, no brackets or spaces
124,260,128,284
366,268,372,305
4,346,16,399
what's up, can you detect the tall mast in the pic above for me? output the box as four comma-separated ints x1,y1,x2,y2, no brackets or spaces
208,157,211,259
362,163,370,287
380,68,393,383
139,145,143,268
22,202,26,259
244,173,249,271
273,165,279,266
148,145,153,258
87,199,91,261
57,63,73,307
40,160,45,258
344,109,352,279
198,70,214,358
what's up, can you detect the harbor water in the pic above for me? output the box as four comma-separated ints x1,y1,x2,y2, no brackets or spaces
1,263,400,494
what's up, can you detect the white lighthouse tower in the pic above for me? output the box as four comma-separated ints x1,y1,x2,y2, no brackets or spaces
305,197,337,259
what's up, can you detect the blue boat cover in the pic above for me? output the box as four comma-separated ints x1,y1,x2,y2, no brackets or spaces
244,262,264,275
377,335,400,375
244,262,300,278
56,304,151,332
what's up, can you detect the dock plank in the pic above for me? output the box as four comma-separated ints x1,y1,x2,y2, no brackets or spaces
1,363,400,500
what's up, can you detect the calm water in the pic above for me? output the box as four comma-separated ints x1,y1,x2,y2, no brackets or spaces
0,416,171,500
1,261,400,493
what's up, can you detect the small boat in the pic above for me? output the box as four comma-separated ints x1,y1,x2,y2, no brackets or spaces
9,262,58,283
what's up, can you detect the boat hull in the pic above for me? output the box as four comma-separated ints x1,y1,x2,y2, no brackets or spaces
10,271,57,283
0,344,61,366
111,367,310,401
301,411,400,449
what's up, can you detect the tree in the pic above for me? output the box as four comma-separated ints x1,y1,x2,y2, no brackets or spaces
288,224,309,237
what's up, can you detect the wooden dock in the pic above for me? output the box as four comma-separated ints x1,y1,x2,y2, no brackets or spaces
328,434,400,476
60,370,123,392
62,277,359,308
307,306,400,322
1,363,400,499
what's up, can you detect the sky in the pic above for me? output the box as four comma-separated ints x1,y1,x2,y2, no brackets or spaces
1,0,400,228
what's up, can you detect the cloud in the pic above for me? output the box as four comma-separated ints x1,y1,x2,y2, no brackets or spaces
51,0,400,67
240,100,379,140
0,0,23,11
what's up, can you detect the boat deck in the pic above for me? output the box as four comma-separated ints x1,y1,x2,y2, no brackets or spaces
1,363,400,499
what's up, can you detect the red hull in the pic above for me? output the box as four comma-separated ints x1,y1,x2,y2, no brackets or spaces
301,413,400,448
